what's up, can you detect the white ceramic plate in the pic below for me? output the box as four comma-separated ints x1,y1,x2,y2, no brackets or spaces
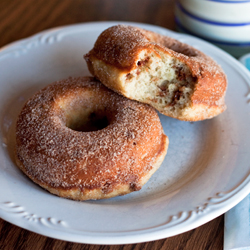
0,21,250,244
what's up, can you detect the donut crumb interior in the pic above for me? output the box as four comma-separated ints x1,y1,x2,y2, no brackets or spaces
123,49,197,117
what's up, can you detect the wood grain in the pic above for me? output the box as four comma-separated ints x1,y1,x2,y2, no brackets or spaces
0,216,223,250
0,0,224,249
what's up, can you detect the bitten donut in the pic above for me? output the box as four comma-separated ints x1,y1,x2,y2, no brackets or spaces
84,25,227,121
15,77,169,200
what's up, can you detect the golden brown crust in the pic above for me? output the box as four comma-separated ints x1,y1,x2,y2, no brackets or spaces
84,25,227,121
15,77,168,200
85,25,153,71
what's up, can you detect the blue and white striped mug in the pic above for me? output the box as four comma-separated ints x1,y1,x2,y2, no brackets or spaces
175,0,250,57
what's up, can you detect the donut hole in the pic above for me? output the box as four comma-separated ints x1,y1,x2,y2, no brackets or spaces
63,99,110,132
149,33,198,57
67,111,109,132
167,47,197,57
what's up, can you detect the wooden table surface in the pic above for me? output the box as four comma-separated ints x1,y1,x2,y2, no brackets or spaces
0,0,224,249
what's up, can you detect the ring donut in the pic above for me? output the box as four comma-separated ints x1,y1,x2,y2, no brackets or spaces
84,25,227,121
15,77,169,200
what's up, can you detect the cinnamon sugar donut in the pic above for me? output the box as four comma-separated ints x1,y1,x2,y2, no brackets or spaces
15,77,168,200
84,25,227,121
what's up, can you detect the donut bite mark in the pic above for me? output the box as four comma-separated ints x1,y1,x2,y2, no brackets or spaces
84,25,227,121
15,77,168,200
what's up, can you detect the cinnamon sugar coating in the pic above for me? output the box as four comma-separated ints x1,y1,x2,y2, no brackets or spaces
15,77,168,200
85,25,227,121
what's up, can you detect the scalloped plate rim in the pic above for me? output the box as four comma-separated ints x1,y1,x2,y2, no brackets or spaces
0,21,250,244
